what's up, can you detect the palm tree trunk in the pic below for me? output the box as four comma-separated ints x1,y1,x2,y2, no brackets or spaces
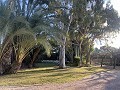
0,62,3,75
8,61,22,74
29,48,40,68
0,43,12,75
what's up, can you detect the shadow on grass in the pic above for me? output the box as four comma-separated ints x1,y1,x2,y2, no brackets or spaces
0,64,109,86
19,68,68,73
0,63,106,79
15,66,104,79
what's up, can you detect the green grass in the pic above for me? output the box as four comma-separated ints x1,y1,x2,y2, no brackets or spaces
0,64,106,86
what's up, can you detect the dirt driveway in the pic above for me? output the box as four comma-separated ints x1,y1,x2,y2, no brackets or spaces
0,69,120,90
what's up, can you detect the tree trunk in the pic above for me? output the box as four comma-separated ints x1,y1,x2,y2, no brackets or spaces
0,43,12,75
75,46,77,57
86,45,91,66
67,46,74,63
78,43,83,67
59,37,66,69
101,57,104,67
70,50,74,63
22,0,26,16
29,48,40,68
110,56,113,66
0,62,3,75
7,61,22,74
113,57,116,69
90,58,92,65
86,52,90,66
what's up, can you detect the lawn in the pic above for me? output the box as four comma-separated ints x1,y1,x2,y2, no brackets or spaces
0,63,106,86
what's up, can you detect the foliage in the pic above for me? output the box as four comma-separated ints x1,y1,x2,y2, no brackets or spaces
73,57,80,66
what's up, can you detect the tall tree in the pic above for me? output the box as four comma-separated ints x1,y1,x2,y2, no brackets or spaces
71,0,120,66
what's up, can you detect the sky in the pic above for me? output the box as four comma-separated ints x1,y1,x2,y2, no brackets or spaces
94,0,120,49
107,0,120,48
111,0,120,14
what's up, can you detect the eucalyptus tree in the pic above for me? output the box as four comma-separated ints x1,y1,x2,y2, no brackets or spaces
70,0,94,66
52,0,73,68
70,0,120,67
88,0,120,66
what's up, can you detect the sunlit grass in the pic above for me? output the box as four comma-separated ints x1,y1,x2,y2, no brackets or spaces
0,64,106,86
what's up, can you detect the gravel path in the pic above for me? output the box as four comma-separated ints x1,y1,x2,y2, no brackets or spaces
0,70,120,90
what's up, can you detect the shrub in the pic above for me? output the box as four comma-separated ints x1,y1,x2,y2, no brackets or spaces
73,57,80,66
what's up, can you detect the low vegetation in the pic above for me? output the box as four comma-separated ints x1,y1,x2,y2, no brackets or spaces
0,64,106,86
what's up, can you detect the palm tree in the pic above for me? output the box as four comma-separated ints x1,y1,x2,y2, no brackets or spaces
0,0,53,74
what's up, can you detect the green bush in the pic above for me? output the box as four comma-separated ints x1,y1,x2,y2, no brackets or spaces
73,57,80,66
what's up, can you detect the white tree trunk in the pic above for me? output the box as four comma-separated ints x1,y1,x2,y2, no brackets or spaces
59,37,66,68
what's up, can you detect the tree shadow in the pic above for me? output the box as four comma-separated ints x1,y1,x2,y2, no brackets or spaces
104,70,120,90
75,69,120,90
4,66,98,80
